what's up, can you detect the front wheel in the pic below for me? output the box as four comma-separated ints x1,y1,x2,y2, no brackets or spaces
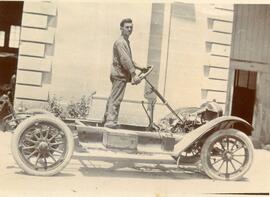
201,129,253,181
11,115,74,176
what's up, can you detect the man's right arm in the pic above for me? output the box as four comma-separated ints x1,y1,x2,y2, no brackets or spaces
115,41,136,75
115,41,141,84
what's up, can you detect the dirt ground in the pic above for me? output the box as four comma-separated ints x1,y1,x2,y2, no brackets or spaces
0,132,269,197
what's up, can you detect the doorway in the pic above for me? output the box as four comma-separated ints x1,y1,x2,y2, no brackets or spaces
0,1,23,104
231,69,257,135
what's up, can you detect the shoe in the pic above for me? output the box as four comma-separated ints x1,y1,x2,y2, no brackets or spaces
104,122,119,129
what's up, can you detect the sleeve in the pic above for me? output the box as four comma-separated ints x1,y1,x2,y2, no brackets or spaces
116,42,136,74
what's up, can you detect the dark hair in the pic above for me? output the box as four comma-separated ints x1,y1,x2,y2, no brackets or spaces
120,18,132,27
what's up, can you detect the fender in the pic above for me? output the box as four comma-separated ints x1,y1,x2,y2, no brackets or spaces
172,116,253,157
1,108,55,132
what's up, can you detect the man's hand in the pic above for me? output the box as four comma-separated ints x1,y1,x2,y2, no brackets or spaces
134,64,151,73
140,66,149,73
131,72,141,85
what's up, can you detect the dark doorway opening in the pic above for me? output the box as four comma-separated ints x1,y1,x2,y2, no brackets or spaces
0,1,23,104
231,70,257,135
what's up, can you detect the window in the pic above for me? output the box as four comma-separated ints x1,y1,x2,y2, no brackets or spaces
9,25,21,48
0,31,5,47
234,70,257,90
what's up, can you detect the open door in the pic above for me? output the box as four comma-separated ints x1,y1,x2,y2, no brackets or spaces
0,2,23,104
231,69,257,135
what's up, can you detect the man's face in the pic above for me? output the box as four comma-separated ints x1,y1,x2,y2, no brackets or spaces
121,22,133,37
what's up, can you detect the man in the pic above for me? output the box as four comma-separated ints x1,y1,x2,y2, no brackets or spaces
103,18,144,129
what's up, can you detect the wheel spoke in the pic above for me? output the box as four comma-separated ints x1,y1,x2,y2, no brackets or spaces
33,132,41,140
44,126,51,139
33,127,43,138
226,161,229,175
41,126,46,138
211,158,223,165
232,144,244,153
25,132,33,136
26,150,38,159
48,131,60,142
50,142,64,146
50,147,64,154
25,137,37,144
34,153,41,169
48,152,57,162
218,160,225,171
226,137,229,150
229,160,237,171
211,147,223,156
22,145,36,150
230,140,238,151
43,156,48,170
233,155,245,157
211,146,223,156
232,158,243,165
218,141,226,151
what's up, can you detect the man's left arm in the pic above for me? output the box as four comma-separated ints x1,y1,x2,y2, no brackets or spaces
133,62,148,72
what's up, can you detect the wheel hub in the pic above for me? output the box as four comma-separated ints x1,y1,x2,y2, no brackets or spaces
223,151,233,161
38,141,49,153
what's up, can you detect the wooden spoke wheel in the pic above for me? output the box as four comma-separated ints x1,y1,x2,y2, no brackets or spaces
11,115,74,176
201,129,253,181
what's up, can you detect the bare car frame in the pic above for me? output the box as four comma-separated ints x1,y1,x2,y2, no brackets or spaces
0,65,254,181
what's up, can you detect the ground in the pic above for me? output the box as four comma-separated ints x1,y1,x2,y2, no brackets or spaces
0,132,269,197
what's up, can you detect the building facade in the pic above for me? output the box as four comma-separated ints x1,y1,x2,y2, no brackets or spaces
228,4,270,144
1,2,232,123
4,2,269,144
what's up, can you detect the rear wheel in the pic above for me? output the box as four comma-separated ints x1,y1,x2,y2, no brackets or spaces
201,129,253,181
11,115,74,176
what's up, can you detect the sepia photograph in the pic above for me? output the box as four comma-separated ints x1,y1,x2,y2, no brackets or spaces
0,0,269,196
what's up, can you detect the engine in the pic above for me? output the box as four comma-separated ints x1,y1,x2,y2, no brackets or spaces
158,101,223,133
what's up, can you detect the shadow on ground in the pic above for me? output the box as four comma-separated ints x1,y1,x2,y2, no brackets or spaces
6,165,76,177
72,154,208,180
14,171,75,177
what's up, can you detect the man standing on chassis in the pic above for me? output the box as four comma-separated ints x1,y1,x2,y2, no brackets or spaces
103,18,146,129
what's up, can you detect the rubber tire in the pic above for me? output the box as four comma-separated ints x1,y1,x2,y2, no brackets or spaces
11,114,74,176
201,129,254,181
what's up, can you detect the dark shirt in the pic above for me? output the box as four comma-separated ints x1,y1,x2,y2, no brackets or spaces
110,36,136,82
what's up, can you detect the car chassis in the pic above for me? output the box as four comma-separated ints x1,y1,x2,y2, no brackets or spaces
0,66,254,181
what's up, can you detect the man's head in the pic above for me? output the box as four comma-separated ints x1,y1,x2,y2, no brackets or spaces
120,18,133,38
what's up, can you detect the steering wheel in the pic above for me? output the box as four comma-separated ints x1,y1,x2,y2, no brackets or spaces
131,65,153,85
